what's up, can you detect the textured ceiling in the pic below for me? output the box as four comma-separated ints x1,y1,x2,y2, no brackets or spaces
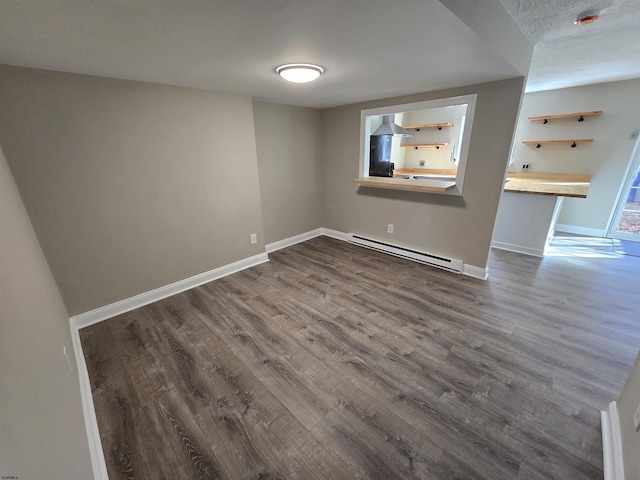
0,0,523,108
499,0,640,92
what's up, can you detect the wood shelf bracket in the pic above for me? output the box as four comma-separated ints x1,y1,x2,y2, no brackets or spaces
542,115,583,124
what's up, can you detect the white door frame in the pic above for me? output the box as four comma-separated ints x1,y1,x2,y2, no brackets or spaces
606,135,640,240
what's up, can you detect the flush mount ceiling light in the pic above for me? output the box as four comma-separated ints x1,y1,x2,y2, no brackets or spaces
574,10,600,25
276,63,324,83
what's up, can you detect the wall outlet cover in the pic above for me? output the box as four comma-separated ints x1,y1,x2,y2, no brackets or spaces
250,233,257,244
387,224,394,234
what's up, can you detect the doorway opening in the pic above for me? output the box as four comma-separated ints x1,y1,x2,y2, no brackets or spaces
607,136,640,242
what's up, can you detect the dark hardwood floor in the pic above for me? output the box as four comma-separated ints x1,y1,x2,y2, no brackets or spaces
80,236,640,479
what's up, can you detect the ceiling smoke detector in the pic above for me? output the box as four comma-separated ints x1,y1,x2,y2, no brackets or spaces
574,10,600,26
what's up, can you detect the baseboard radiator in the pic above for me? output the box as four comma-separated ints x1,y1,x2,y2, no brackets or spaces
347,234,463,273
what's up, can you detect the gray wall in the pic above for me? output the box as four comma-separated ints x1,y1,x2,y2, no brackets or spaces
509,79,640,234
0,145,93,478
321,78,525,269
439,0,532,76
618,352,640,479
0,69,523,477
253,102,323,244
0,65,265,315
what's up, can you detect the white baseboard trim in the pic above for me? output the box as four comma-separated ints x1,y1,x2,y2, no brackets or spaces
462,264,489,280
601,401,626,480
320,227,349,242
264,227,349,253
265,228,323,253
69,251,269,479
491,240,544,258
69,229,494,478
71,324,109,480
554,224,606,237
70,252,269,330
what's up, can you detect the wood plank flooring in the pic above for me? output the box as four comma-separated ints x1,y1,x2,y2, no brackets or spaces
80,236,640,479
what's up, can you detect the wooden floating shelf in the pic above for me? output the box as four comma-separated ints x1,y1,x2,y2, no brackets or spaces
394,168,457,176
522,139,593,148
528,110,602,124
403,122,453,131
401,143,449,150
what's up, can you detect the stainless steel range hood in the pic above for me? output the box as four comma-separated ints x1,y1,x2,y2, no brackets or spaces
371,114,413,137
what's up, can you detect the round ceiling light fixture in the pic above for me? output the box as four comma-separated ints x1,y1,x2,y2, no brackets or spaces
574,10,600,25
276,63,324,83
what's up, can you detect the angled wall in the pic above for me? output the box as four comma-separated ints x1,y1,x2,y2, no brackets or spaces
0,65,265,315
439,0,532,76
0,145,92,478
253,102,323,244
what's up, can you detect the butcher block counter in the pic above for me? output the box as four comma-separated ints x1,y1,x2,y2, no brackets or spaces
504,172,591,198
351,176,456,192
354,170,591,198
493,172,591,257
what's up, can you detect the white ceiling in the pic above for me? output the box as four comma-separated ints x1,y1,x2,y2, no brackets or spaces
0,0,522,108
499,0,640,92
0,1,638,107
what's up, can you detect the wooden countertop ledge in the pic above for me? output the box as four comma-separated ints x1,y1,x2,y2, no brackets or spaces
352,176,456,192
352,170,590,197
505,172,590,198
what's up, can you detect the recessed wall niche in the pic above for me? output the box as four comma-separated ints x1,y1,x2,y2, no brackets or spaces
359,94,477,196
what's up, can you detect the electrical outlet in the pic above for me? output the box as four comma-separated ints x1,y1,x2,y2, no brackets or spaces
633,402,640,431
522,164,530,170
419,160,426,167
250,233,257,244
387,224,394,234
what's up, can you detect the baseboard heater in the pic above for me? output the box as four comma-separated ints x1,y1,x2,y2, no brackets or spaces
347,234,463,273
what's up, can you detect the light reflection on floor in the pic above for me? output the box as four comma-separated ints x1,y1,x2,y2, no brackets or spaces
545,235,640,259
